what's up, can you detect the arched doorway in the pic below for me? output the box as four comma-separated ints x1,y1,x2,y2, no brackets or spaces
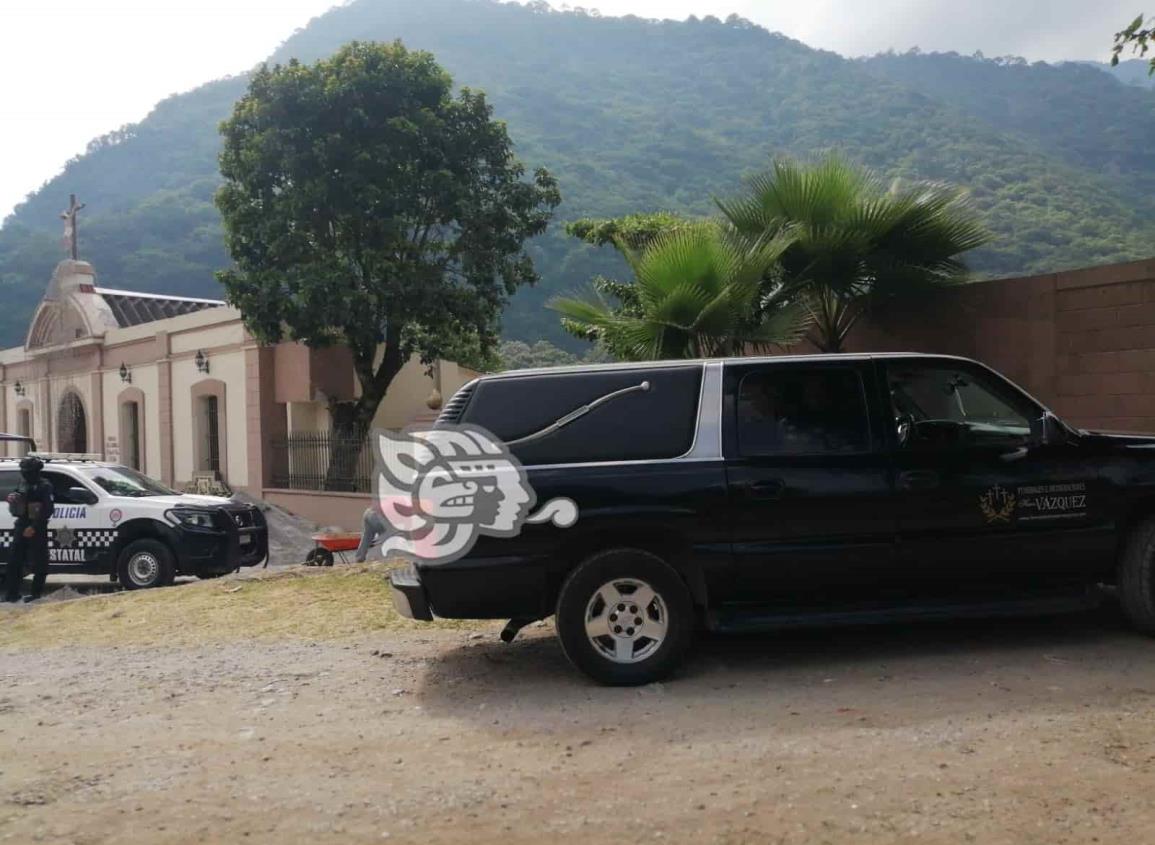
57,391,88,454
118,387,146,471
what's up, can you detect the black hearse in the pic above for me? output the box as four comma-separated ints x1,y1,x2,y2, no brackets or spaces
390,354,1155,685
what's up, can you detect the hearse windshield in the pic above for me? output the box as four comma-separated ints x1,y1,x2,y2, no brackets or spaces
78,466,178,498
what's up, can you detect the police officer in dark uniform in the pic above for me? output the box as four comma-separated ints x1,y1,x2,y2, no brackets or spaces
4,456,54,603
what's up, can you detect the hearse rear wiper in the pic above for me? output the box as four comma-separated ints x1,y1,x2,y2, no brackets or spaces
505,381,651,447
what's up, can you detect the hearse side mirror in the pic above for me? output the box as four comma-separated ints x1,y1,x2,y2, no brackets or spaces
67,487,98,506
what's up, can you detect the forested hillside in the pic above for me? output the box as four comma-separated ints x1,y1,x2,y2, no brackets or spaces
1101,58,1155,88
2,0,1154,348
862,51,1155,208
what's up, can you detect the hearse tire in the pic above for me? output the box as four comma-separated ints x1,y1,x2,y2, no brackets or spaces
555,548,693,686
1119,517,1155,634
117,539,176,590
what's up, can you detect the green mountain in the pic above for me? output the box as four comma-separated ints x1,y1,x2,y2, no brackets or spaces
862,51,1155,209
1098,58,1155,89
3,0,1155,349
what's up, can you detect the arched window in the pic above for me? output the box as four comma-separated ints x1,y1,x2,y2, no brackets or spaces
57,390,87,454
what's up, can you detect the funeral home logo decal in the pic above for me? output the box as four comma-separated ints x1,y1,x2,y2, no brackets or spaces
979,484,1016,524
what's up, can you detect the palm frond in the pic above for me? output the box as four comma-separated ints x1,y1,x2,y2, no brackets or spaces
716,154,990,351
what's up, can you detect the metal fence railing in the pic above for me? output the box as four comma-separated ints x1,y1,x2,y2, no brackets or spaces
271,431,374,493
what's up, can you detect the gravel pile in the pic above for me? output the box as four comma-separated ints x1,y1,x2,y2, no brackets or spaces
230,492,330,568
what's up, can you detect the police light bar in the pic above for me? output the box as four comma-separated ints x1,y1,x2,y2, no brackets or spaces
27,451,104,462
0,432,37,451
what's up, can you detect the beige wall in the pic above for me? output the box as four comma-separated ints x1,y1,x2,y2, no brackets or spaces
1,283,478,511
370,356,451,429
101,364,161,476
170,349,249,487
168,322,245,355
278,353,477,434
264,489,372,532
287,401,329,433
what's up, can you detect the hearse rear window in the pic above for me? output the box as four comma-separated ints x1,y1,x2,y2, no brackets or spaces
463,365,703,465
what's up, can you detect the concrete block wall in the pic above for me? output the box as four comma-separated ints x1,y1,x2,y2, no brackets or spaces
1051,262,1155,432
838,258,1155,434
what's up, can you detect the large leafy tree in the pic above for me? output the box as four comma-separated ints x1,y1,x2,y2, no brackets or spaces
1113,14,1155,75
216,41,560,484
717,157,991,353
550,224,805,360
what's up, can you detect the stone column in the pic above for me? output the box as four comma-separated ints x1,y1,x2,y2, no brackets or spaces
0,364,7,457
156,331,174,486
245,344,285,494
39,376,51,452
89,370,104,458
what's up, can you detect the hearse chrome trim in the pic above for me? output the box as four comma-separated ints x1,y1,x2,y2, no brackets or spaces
682,361,724,461
505,380,652,447
519,361,723,472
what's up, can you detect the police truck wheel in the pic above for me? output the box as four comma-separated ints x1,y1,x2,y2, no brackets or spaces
117,539,176,590
1119,517,1155,634
555,548,693,686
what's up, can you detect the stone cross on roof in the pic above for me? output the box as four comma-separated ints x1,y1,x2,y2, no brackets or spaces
60,193,85,261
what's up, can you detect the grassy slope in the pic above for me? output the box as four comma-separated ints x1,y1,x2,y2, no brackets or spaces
0,564,486,649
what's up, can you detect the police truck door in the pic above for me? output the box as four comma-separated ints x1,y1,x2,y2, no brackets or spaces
41,469,117,572
0,468,20,569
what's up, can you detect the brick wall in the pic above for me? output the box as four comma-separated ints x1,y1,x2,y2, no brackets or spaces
835,258,1155,434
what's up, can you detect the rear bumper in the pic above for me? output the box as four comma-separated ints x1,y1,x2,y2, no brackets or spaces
389,564,433,621
389,555,551,620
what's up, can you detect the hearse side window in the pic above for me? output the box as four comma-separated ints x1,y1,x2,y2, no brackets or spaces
462,366,703,465
737,368,870,457
886,363,1032,449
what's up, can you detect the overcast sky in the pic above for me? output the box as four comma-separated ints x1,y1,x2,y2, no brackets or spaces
0,0,1141,222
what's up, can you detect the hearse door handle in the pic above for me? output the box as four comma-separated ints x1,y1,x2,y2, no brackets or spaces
898,469,940,491
739,479,786,500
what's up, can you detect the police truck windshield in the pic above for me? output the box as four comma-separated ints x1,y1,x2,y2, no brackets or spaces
80,467,177,498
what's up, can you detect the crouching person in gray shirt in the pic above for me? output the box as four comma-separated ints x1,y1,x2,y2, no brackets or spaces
355,507,391,563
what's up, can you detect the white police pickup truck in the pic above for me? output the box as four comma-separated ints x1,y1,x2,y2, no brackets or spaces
0,453,267,589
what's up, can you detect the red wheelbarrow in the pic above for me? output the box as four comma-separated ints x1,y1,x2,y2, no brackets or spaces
304,532,362,567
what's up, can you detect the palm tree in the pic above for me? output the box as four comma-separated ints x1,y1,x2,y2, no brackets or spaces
550,223,806,361
716,156,992,353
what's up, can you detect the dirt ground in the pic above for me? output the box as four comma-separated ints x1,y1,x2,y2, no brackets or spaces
3,591,1155,844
